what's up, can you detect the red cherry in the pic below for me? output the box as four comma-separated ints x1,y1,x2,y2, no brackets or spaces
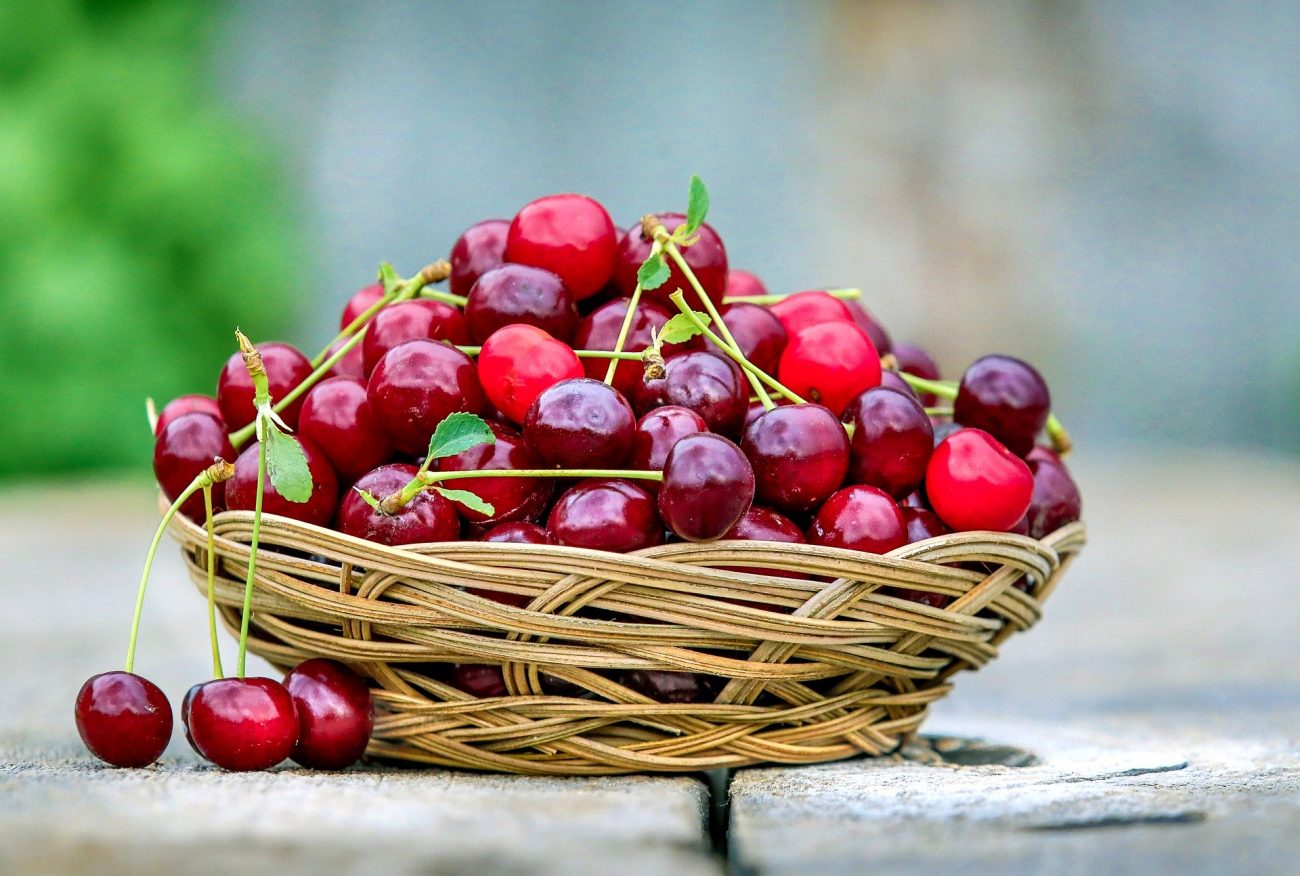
768,290,853,336
75,672,172,768
480,521,552,545
546,479,663,552
892,341,941,406
361,299,470,375
284,658,374,770
1024,458,1082,539
465,263,578,344
367,339,485,454
925,429,1033,532
476,325,583,425
741,404,850,516
711,303,787,375
226,436,339,527
629,405,708,478
186,677,298,771
506,194,617,300
953,354,1051,458
153,411,235,520
155,394,222,435
451,664,507,698
339,283,386,329
878,369,920,400
217,342,313,431
902,506,950,543
336,464,460,545
449,218,509,297
613,212,728,310
436,422,552,526
297,377,393,483
846,302,892,355
632,350,748,437
724,269,767,298
659,433,756,542
842,387,934,500
778,322,881,416
807,485,907,554
573,298,701,397
323,337,366,381
721,506,808,582
524,378,636,468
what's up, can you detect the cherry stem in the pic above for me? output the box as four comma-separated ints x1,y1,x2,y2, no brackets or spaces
145,397,159,434
381,466,664,514
924,407,954,417
418,288,468,308
604,245,656,384
721,287,862,306
1046,414,1072,457
454,346,644,361
202,484,225,679
309,291,396,369
232,330,275,678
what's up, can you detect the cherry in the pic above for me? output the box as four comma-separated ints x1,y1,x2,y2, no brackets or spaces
181,683,203,755
476,324,583,425
878,369,920,400
451,664,507,698
659,433,755,542
573,298,701,397
155,394,222,435
465,263,578,344
932,420,966,447
1024,458,1082,539
336,464,460,545
154,411,235,520
506,193,618,300
846,302,892,355
621,670,721,704
367,339,485,454
768,290,853,337
778,322,881,416
480,521,552,545
339,282,385,329
546,479,663,552
361,299,470,375
75,672,172,768
843,387,934,500
902,506,950,543
926,429,1033,532
186,677,298,771
807,485,907,554
297,377,393,483
723,269,767,298
217,341,313,431
741,404,849,516
524,378,636,468
902,490,929,509
1026,444,1061,465
284,658,374,770
721,506,807,581
629,406,708,478
614,212,728,309
954,354,1051,457
891,341,941,406
324,337,366,381
632,351,747,437
449,218,509,297
436,422,551,526
712,302,787,375
226,435,339,527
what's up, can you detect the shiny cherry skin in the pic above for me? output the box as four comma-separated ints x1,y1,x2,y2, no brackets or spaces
712,302,787,375
451,664,507,698
741,404,850,516
186,677,298,771
336,464,459,545
367,339,484,454
339,282,386,329
778,322,881,417
902,506,950,543
216,341,313,431
226,435,339,527
153,411,235,520
476,324,583,425
629,406,708,477
878,369,919,399
621,670,721,704
284,658,374,770
75,672,172,768
181,683,203,755
721,506,808,581
361,299,470,375
925,429,1033,532
614,212,728,309
891,341,941,406
506,193,618,300
659,433,756,542
465,263,578,344
723,269,767,298
846,302,892,355
546,479,663,552
632,351,748,437
954,354,1051,457
807,485,907,554
324,336,366,381
436,422,551,526
481,521,552,544
298,377,392,483
574,298,702,397
1024,458,1082,539
449,218,509,297
843,387,934,500
769,290,854,337
524,378,636,468
155,394,222,435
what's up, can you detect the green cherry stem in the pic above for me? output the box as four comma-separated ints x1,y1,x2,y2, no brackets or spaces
309,290,396,369
202,483,224,679
721,287,863,306
418,288,469,308
604,241,658,384
232,330,274,679
379,467,664,515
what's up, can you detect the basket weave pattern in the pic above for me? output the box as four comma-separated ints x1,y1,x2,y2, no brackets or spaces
170,508,1084,775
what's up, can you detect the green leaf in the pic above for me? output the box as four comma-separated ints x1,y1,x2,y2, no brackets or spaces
353,487,381,511
685,175,709,234
658,310,710,345
434,486,495,517
427,412,496,461
637,252,671,290
264,426,313,503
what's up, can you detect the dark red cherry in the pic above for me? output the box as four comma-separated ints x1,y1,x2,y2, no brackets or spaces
181,683,202,755
1026,444,1061,465
621,670,721,704
891,341,941,406
629,405,708,477
476,324,583,425
925,429,1033,532
721,506,808,581
954,354,1051,457
187,677,298,771
659,433,755,542
336,464,459,545
932,420,966,447
451,664,507,698
843,387,934,500
361,299,470,375
902,506,950,543
449,218,509,297
573,298,701,397
324,337,366,381
155,394,222,435
298,377,393,483
339,282,386,329
807,485,907,554
284,658,374,770
481,521,552,544
878,369,919,400
768,290,853,337
154,411,235,519
778,322,881,416
465,263,578,344
217,341,313,431
846,302,892,355
546,479,663,552
724,269,767,298
524,378,636,468
367,339,484,454
712,302,787,375
741,404,850,516
614,212,728,310
436,422,552,526
226,435,339,527
75,672,172,768
506,194,618,300
632,351,748,437
1024,458,1082,539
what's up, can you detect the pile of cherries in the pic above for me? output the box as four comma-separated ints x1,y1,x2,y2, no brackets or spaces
78,182,1082,771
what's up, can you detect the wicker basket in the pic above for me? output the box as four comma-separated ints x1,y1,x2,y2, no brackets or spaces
168,506,1084,775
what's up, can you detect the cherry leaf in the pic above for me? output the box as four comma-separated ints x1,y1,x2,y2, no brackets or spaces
637,252,671,290
684,175,709,234
427,412,496,461
434,486,495,517
263,426,312,504
657,310,710,345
